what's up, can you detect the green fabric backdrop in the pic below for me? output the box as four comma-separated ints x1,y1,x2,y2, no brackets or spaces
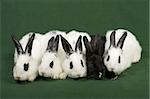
1,0,149,99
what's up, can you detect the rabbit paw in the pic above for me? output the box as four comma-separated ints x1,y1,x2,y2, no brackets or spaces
59,72,67,80
53,75,60,79
28,76,36,82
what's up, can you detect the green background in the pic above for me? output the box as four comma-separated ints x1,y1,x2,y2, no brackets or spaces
1,0,149,99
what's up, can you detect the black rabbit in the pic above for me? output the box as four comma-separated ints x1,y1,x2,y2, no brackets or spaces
83,34,106,79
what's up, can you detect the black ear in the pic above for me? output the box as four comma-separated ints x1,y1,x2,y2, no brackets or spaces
92,34,99,48
90,34,101,52
47,36,55,51
25,33,35,55
117,32,127,49
53,35,59,52
60,35,73,55
75,35,82,52
109,31,116,48
11,35,24,55
83,36,92,54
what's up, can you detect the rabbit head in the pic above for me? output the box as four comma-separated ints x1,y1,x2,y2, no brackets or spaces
12,33,38,82
103,30,128,75
60,35,87,78
39,35,64,79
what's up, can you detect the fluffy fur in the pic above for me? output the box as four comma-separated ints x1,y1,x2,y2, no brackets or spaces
66,30,91,54
83,35,106,79
103,29,142,77
61,30,91,78
38,30,67,79
13,32,47,82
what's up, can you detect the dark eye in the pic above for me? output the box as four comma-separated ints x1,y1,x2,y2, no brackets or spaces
80,60,84,67
49,61,54,68
70,62,73,69
107,55,110,61
24,63,29,71
118,56,121,63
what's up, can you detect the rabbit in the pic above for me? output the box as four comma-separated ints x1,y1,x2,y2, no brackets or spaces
60,30,91,79
38,31,67,79
103,28,142,79
12,32,47,82
83,34,106,79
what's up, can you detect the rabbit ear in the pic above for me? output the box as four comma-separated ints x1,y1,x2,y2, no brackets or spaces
91,34,100,50
75,35,82,52
60,35,73,55
47,36,55,51
53,35,59,52
109,31,116,48
11,35,24,55
25,33,35,55
83,36,92,53
117,32,127,49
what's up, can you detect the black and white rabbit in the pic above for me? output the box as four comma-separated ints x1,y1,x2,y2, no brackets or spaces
12,33,45,82
60,30,91,78
103,29,142,79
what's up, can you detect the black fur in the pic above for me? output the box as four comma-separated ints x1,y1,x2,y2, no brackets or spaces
47,37,55,51
116,32,127,49
11,35,24,55
83,34,106,79
60,35,73,55
110,31,116,48
12,33,35,55
25,33,35,55
47,35,59,52
75,36,82,52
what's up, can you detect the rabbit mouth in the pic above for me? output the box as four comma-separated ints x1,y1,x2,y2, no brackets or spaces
105,71,118,79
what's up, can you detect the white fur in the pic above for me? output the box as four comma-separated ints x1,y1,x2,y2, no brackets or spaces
38,30,67,79
13,32,47,81
62,30,91,78
104,29,142,75
66,30,91,54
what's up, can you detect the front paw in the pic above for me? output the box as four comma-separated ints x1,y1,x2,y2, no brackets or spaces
28,75,37,82
59,72,67,80
53,75,60,79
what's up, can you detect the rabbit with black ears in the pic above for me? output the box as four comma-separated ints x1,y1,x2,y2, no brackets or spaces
103,28,142,79
39,30,67,79
83,34,106,79
60,30,91,78
12,33,46,82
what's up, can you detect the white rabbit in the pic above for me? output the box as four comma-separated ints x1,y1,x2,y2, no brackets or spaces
38,30,67,79
12,32,47,82
103,28,142,77
60,30,91,78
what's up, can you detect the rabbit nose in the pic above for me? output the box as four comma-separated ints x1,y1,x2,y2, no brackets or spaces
16,77,20,80
110,68,114,71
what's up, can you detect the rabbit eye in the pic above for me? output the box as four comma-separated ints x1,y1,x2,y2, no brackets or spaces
118,56,121,63
80,60,84,67
107,55,110,61
24,63,29,71
70,62,73,69
49,61,54,68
